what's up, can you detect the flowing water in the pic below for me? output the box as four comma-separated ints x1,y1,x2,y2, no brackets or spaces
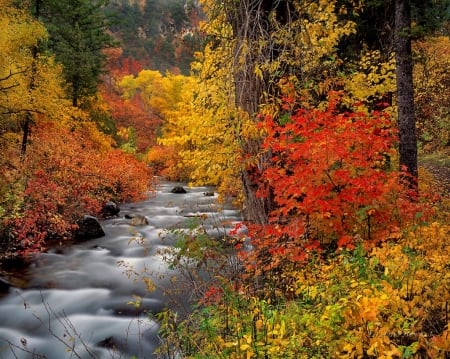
0,180,241,359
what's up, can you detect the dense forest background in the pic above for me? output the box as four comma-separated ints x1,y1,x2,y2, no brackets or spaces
106,0,203,74
1,0,450,357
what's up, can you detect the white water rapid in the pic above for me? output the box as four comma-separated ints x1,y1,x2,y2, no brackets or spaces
0,180,241,359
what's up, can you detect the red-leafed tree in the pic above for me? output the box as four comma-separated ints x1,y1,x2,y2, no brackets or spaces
100,49,161,153
101,88,162,153
239,92,428,278
103,48,144,79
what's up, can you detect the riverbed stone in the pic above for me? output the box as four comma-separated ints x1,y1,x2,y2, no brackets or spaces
75,215,105,241
130,215,149,226
124,214,150,226
171,186,187,193
102,200,120,218
97,336,124,351
0,278,11,294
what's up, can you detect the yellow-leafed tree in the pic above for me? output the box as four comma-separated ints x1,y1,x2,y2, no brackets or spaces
164,0,360,222
120,67,242,195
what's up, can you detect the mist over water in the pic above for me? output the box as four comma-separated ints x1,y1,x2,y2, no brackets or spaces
0,180,241,358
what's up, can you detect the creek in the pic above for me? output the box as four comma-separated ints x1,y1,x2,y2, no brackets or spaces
0,180,241,359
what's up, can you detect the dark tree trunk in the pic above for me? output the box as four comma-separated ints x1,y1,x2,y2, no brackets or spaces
395,0,418,188
20,46,38,160
228,1,271,224
20,115,31,160
21,0,42,160
228,0,293,224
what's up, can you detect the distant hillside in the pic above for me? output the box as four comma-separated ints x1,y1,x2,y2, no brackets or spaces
105,0,203,74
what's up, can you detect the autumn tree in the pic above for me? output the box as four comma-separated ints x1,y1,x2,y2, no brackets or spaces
413,36,450,152
0,0,154,256
119,70,201,169
11,118,152,254
192,0,358,223
19,0,40,159
0,0,46,133
100,85,160,153
0,0,78,160
105,0,202,74
0,0,79,251
157,64,242,191
395,0,449,185
341,0,450,186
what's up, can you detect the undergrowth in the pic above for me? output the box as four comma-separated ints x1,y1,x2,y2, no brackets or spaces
156,221,449,358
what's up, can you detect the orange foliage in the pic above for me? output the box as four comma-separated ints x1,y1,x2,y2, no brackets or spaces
10,120,153,254
100,85,161,153
240,92,432,276
100,49,160,153
103,47,144,78
146,145,189,181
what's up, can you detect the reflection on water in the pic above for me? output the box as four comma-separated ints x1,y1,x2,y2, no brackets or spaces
0,181,241,358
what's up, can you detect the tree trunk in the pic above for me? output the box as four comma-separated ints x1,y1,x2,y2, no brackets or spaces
21,0,42,160
228,1,266,224
20,46,38,160
20,114,31,160
395,0,418,188
228,0,291,224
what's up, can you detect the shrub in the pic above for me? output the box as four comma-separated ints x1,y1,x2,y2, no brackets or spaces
157,222,450,358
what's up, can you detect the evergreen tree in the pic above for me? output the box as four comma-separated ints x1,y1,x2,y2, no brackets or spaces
37,0,115,107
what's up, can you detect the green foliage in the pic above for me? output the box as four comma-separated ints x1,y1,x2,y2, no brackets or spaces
38,0,116,107
166,217,218,267
160,215,234,288
118,126,138,154
105,0,202,74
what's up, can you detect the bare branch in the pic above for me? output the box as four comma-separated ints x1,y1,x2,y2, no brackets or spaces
0,68,27,83
30,292,98,359
0,82,20,92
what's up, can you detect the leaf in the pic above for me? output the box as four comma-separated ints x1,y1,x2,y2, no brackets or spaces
337,235,354,249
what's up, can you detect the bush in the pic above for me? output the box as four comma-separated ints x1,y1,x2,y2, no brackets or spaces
8,120,153,254
157,222,450,358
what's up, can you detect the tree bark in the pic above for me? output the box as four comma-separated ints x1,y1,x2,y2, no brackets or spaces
395,0,418,188
20,45,38,160
227,0,293,224
20,114,31,160
21,0,42,160
228,0,276,224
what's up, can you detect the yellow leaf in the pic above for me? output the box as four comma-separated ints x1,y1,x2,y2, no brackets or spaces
342,343,354,353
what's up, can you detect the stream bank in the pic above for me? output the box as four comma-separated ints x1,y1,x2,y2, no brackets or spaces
0,180,241,359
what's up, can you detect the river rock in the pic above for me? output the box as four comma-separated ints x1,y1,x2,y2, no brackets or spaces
104,297,165,316
0,278,11,294
124,214,150,226
130,215,149,226
102,200,120,218
74,215,105,241
171,186,187,193
97,336,125,351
